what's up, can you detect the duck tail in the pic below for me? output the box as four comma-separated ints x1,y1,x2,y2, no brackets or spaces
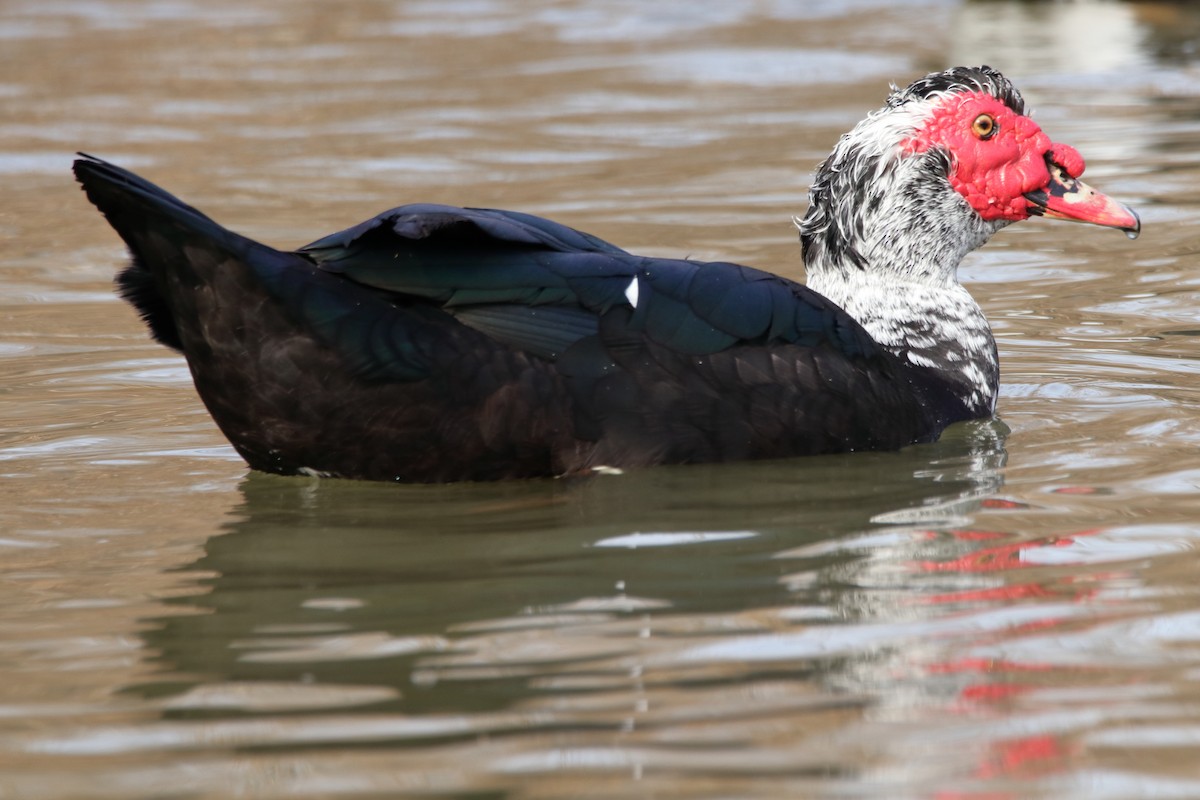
72,153,262,352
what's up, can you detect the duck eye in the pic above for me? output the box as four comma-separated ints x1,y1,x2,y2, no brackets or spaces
972,113,997,140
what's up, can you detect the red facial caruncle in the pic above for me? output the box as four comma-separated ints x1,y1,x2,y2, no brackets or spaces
902,90,1139,234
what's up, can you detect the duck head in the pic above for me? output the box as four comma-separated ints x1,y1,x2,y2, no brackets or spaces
798,65,1139,286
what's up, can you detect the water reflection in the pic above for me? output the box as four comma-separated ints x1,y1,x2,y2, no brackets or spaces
129,424,1005,744
87,419,1198,794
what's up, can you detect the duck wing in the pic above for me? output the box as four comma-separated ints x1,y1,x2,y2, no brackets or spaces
293,205,951,463
297,205,877,361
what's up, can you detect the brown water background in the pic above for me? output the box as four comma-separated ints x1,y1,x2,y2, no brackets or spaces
4,1,1200,797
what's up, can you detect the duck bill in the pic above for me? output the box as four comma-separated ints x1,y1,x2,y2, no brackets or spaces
1025,162,1140,237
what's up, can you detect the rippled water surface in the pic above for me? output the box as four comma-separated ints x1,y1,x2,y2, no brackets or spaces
4,1,1200,797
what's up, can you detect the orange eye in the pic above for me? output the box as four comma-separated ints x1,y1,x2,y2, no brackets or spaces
972,113,997,140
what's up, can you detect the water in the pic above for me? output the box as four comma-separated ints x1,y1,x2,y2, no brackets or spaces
3,0,1200,796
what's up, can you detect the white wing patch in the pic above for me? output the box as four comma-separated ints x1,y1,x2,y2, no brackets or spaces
624,276,639,308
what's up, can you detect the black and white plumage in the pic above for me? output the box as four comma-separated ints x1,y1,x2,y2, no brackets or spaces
799,71,1019,417
74,66,1139,482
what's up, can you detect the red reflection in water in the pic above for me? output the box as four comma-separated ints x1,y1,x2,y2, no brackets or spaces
918,583,1058,604
978,733,1071,779
915,528,1104,575
910,526,1100,789
932,735,1070,799
929,657,1057,711
959,683,1034,702
913,528,1105,606
979,498,1032,509
926,657,1055,675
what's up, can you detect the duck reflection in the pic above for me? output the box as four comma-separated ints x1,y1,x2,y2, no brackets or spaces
136,421,1007,713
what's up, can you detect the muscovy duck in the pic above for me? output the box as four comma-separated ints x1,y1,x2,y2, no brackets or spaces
74,66,1139,483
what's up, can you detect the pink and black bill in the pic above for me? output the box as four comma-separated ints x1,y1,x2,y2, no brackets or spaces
1026,159,1140,238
